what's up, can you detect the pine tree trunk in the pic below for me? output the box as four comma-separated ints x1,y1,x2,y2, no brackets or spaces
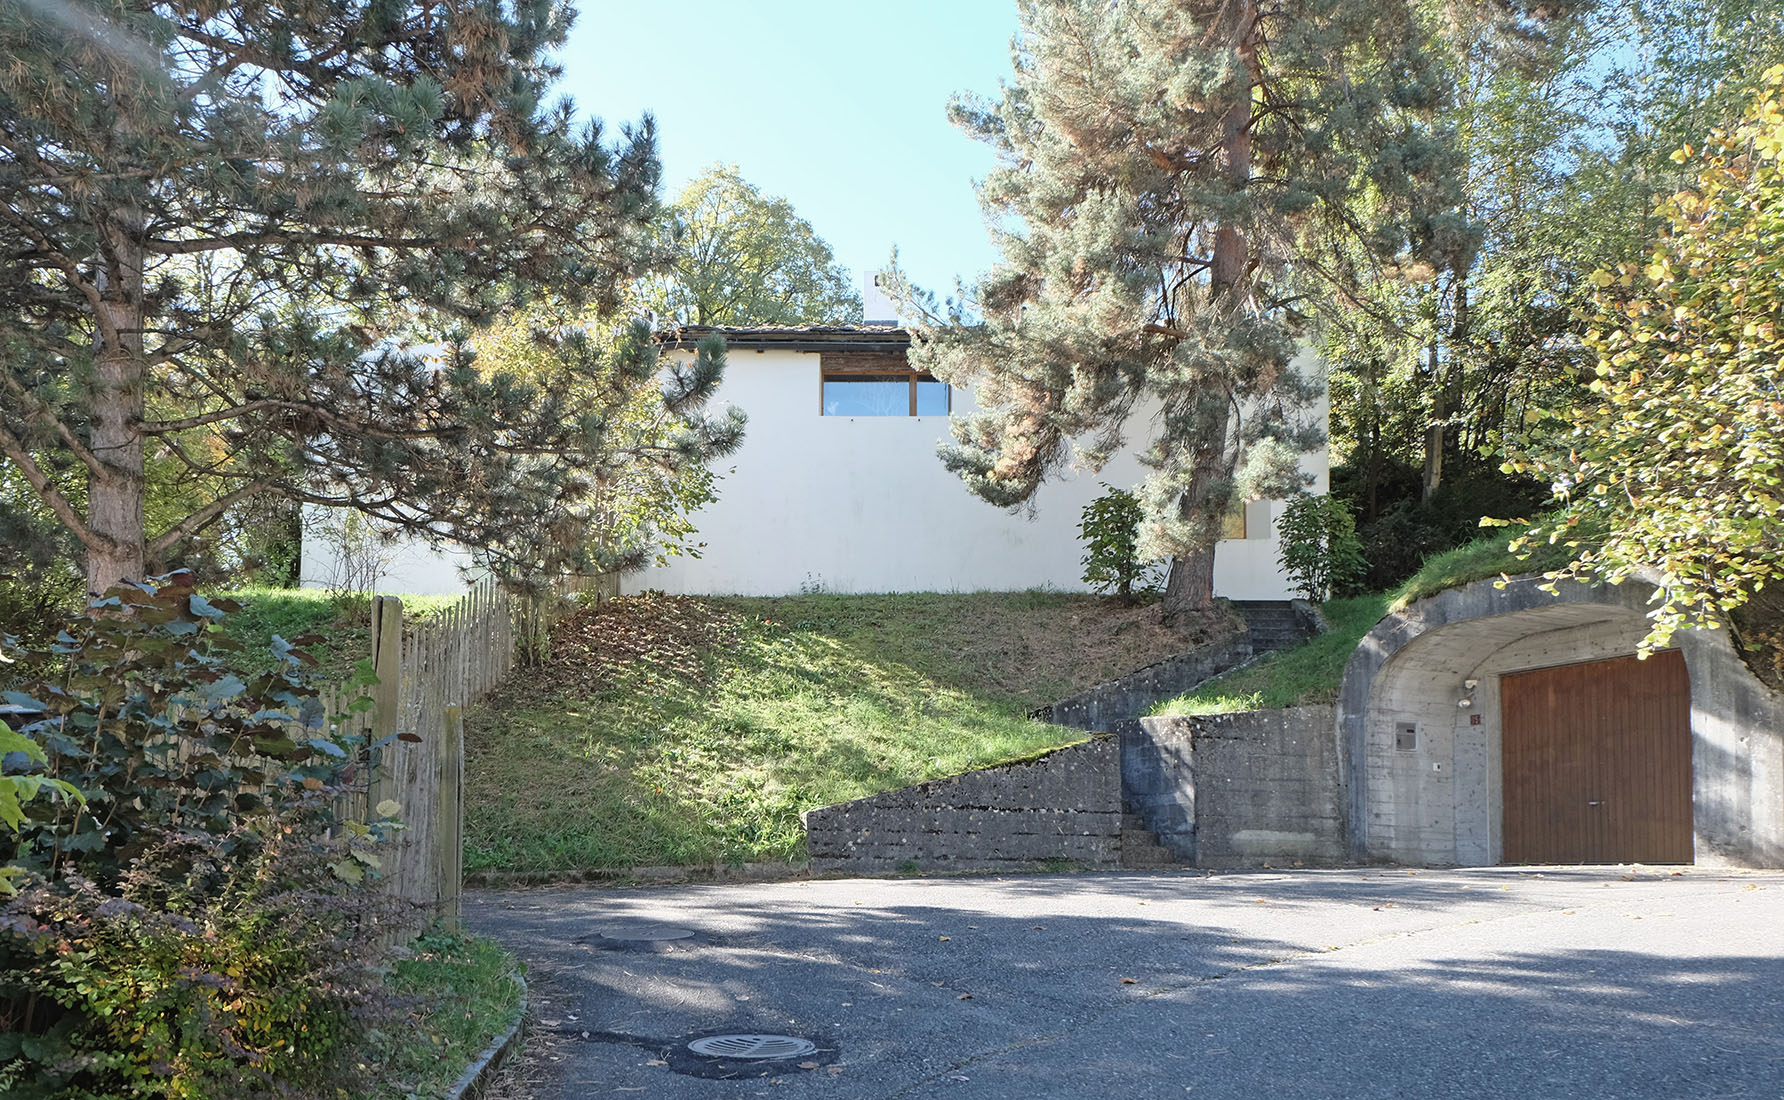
1159,414,1233,628
86,208,147,595
1161,541,1217,625
1158,0,1257,632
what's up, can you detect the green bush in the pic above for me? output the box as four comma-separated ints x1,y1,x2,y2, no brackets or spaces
1,800,402,1100
1277,494,1366,601
0,573,362,881
0,574,403,1099
1078,486,1163,603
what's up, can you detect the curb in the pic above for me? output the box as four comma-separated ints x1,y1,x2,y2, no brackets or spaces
443,969,529,1100
466,861,812,889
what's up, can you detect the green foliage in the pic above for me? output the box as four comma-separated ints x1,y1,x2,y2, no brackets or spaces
640,165,863,326
466,305,744,581
887,0,1462,617
1333,459,1553,590
0,574,365,881
0,576,404,1098
0,0,666,592
1276,495,1367,601
0,722,81,859
1323,0,1784,576
1078,487,1162,603
1,800,401,1100
1506,69,1784,650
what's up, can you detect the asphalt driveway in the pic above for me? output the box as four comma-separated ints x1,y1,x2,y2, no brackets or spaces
466,867,1784,1099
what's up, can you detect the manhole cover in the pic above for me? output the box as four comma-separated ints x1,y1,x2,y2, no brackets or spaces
687,1034,818,1061
599,926,697,943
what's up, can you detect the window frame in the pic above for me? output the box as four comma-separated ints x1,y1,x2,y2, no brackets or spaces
818,352,950,417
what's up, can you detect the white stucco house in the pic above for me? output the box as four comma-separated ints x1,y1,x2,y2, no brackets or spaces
616,323,1324,600
300,299,1327,599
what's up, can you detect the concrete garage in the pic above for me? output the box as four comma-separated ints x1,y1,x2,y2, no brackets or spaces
1339,576,1784,867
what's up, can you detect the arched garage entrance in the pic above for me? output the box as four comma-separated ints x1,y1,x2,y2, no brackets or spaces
1337,576,1784,867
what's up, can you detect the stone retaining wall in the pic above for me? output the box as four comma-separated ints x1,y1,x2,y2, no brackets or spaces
1131,707,1344,867
804,737,1120,874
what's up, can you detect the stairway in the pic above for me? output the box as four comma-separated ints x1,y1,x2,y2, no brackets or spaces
1119,813,1179,869
1230,600,1318,655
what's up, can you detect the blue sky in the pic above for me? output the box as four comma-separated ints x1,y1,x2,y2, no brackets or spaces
554,1,1021,310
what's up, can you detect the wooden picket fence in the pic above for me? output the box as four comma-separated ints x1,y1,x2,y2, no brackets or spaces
317,573,614,932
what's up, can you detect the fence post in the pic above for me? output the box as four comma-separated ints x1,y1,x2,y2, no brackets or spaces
437,703,465,930
369,596,403,816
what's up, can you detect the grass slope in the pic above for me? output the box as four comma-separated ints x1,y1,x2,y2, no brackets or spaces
1151,533,1578,716
465,591,1192,874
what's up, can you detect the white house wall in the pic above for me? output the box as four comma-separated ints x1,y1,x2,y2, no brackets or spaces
298,506,481,597
298,345,1329,599
622,347,1326,598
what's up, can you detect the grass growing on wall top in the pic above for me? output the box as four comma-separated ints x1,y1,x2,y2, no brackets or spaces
1150,532,1579,717
464,591,1190,874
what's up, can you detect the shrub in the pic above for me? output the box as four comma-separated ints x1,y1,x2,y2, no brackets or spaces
0,797,403,1100
1277,494,1367,601
1078,486,1163,603
0,572,363,882
0,574,404,1099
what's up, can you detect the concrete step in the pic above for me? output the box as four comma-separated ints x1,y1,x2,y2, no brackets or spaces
1232,600,1316,654
1120,830,1177,868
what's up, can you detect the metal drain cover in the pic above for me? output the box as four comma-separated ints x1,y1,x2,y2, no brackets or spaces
687,1034,818,1061
599,926,697,943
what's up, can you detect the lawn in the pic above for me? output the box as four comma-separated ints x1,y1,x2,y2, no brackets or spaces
464,590,1192,875
360,931,525,1099
1150,532,1579,716
218,586,459,677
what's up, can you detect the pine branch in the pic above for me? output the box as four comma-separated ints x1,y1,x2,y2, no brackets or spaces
2,374,108,478
147,482,270,557
0,418,108,554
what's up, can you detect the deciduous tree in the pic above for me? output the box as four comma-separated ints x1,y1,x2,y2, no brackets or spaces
1504,68,1784,648
640,165,861,326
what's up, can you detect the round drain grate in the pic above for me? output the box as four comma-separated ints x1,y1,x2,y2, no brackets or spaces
686,1034,818,1061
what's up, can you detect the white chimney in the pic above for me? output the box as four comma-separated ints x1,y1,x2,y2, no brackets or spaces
862,271,899,326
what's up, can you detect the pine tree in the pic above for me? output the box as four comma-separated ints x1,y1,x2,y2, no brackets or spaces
0,0,668,594
889,0,1470,626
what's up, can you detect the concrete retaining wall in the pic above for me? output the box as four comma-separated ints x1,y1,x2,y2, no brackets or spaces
1130,707,1345,867
804,737,1121,874
1034,632,1253,734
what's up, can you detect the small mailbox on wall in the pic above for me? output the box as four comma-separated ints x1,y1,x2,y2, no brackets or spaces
1396,723,1418,752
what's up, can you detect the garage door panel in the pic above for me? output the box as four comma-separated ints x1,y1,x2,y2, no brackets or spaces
1501,650,1692,864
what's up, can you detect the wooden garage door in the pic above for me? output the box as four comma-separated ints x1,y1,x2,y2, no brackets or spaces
1500,651,1693,864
